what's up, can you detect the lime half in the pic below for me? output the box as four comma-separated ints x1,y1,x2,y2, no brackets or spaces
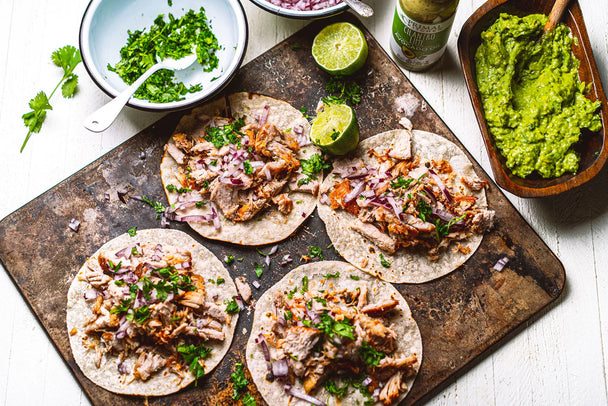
312,22,369,76
311,102,360,155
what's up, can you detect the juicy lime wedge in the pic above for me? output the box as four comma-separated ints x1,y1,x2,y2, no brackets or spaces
311,102,360,155
312,22,369,76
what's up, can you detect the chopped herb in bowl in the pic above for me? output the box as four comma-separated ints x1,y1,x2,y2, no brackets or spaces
107,8,220,103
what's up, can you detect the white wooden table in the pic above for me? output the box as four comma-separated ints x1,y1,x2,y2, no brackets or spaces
1,1,606,404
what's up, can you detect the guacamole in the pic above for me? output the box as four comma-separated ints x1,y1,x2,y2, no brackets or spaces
475,13,602,178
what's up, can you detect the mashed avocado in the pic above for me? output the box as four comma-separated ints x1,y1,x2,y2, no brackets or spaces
475,13,602,178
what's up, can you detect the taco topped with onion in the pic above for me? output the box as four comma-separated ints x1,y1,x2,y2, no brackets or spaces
66,229,239,396
246,261,422,406
318,129,495,283
160,92,325,245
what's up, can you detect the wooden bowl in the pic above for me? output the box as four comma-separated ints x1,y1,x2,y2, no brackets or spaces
458,0,608,197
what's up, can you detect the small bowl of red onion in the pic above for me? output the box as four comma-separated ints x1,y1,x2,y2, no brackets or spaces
248,0,348,19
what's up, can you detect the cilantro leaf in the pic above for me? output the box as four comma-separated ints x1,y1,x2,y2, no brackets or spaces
225,298,240,314
379,253,391,268
242,393,257,406
325,379,349,398
51,45,82,76
127,227,137,237
61,74,79,98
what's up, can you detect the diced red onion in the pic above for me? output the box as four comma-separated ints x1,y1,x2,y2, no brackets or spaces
115,246,131,259
343,181,366,203
68,218,80,232
431,207,464,225
252,280,261,289
128,195,144,202
269,245,278,255
235,295,245,310
361,190,375,198
264,166,272,181
104,193,110,200
278,315,286,326
319,193,330,205
362,376,372,386
284,385,326,406
256,334,273,372
386,196,403,217
259,105,270,126
279,254,293,266
301,212,306,218
249,160,264,169
273,358,289,377
306,307,320,324
493,256,510,271
210,203,221,230
165,292,175,302
174,261,192,269
83,288,98,300
117,361,130,374
428,169,453,203
265,255,271,267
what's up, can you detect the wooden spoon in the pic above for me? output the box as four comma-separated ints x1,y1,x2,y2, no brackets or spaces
543,0,572,32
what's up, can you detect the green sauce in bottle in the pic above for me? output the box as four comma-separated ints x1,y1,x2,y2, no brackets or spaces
390,0,460,71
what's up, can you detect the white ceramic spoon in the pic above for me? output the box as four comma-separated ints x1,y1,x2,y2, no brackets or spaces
83,54,198,132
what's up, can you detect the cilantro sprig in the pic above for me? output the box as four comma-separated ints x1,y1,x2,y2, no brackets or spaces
21,45,82,152
231,362,249,400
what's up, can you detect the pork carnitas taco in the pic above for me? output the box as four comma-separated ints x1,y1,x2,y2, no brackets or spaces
66,229,239,396
318,130,495,283
160,92,324,245
246,261,422,406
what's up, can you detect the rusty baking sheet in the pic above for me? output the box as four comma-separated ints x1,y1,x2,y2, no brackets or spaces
0,13,564,406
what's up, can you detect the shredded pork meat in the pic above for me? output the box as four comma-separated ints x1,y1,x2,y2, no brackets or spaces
322,134,495,259
258,273,419,405
166,110,319,223
80,243,230,384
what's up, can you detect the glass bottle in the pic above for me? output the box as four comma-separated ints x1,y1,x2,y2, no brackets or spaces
390,0,460,71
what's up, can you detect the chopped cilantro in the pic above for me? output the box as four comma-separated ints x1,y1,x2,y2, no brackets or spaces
204,117,246,148
225,254,235,264
243,160,253,175
315,312,355,340
314,297,327,306
308,245,324,260
298,154,330,186
390,176,415,189
254,263,263,278
323,271,339,279
166,184,192,194
127,227,137,237
230,362,249,400
379,253,391,268
216,277,225,285
349,275,360,280
324,379,349,398
359,341,385,367
287,285,298,299
107,8,220,103
177,343,212,385
417,199,432,222
325,77,362,105
284,310,293,320
301,276,309,293
242,393,257,406
196,201,206,208
225,298,240,314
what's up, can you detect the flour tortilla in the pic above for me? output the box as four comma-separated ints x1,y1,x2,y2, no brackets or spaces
318,130,488,284
66,228,238,396
246,261,423,406
160,92,321,245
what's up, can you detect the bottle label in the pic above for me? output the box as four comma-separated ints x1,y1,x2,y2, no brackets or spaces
390,6,455,68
